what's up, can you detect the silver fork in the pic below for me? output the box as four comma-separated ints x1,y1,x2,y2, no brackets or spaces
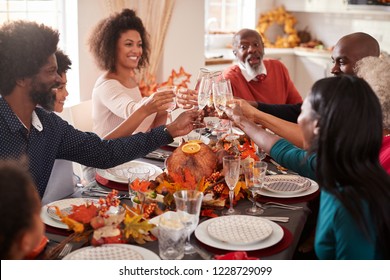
58,243,72,259
263,202,303,210
249,198,302,210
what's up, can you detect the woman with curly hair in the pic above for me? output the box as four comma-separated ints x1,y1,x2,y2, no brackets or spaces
88,9,175,138
223,76,390,259
356,55,390,173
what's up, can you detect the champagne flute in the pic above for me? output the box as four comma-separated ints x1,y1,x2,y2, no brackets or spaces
173,190,204,254
244,161,268,215
223,79,239,141
194,75,213,137
212,79,230,139
222,155,241,215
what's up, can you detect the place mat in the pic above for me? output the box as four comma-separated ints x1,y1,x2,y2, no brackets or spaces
256,188,320,204
195,226,293,258
95,173,128,191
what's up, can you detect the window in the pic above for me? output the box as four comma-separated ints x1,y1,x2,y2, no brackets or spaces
0,0,80,105
0,0,65,47
205,0,256,34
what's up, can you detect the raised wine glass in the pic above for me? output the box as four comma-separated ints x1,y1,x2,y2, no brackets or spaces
212,79,229,139
222,155,241,215
244,161,268,215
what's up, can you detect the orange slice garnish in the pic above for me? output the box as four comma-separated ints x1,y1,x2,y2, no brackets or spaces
181,142,201,154
188,139,203,144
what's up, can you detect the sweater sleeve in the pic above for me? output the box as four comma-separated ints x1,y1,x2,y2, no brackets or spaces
270,139,317,180
256,103,301,123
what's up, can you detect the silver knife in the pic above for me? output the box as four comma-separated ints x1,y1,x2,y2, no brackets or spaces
261,216,289,223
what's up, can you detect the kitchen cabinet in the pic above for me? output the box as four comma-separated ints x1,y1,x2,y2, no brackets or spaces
275,0,390,14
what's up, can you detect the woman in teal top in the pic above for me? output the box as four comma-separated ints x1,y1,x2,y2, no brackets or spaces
223,76,390,259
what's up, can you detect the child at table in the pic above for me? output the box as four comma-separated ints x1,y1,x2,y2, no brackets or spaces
0,159,45,259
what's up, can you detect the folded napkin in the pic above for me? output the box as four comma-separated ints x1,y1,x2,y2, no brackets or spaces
214,251,259,260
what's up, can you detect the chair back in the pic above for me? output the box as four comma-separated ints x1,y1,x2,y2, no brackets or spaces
69,99,93,131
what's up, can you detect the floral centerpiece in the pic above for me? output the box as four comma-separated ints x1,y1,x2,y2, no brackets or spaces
47,190,158,258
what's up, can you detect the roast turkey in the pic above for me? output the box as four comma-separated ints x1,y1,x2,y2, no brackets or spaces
166,142,217,183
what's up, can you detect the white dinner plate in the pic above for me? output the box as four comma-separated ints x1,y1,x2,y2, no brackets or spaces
263,175,311,195
257,178,319,198
41,198,98,229
195,216,283,251
63,244,160,260
168,137,181,148
207,215,273,245
96,160,163,184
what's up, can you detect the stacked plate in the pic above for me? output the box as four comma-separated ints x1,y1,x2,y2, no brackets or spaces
41,198,97,229
63,244,160,260
258,175,319,198
195,215,284,251
96,160,163,184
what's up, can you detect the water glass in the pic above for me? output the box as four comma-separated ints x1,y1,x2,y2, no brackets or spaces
158,211,186,260
173,190,204,255
244,161,268,215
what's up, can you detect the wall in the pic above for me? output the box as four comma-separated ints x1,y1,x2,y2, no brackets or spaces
158,0,204,89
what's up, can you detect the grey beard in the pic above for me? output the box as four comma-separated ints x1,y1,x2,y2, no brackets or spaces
244,59,260,77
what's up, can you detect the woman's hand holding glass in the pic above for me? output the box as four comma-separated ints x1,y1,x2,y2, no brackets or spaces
156,86,177,117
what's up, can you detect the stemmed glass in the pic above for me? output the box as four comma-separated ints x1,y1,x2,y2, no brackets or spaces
173,190,204,254
193,75,213,138
212,79,238,140
244,161,268,215
254,142,267,161
157,86,177,121
212,79,229,139
127,167,150,213
222,155,241,215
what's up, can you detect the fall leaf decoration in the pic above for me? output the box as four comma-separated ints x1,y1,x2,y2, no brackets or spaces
51,190,157,246
67,204,99,224
122,213,156,244
139,66,192,96
169,168,198,190
129,178,151,192
52,205,85,233
160,67,192,89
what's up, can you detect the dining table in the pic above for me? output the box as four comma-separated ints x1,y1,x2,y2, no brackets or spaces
42,143,319,260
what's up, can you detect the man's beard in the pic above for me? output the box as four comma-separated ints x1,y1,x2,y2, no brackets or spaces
30,82,56,111
244,58,260,77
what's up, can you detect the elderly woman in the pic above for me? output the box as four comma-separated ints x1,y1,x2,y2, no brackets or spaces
223,76,390,259
355,55,390,173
